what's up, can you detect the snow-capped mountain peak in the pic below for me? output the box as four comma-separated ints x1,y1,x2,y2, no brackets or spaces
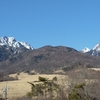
0,36,16,46
81,43,100,56
81,47,90,53
0,36,34,51
92,43,100,51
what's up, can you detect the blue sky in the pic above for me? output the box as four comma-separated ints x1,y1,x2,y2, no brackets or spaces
0,0,100,50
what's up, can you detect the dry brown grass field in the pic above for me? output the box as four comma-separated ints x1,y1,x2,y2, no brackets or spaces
0,72,67,99
0,68,99,99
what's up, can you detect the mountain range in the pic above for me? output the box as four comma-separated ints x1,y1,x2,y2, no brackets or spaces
0,36,100,74
81,43,100,56
0,36,33,51
0,36,33,62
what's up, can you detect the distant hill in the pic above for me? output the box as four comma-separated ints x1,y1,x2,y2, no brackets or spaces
0,45,100,74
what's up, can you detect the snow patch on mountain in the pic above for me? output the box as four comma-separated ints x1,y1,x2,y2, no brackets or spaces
81,47,90,53
0,36,34,50
92,43,100,51
81,43,100,56
20,42,33,50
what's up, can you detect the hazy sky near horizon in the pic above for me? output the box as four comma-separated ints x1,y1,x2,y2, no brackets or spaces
0,0,100,50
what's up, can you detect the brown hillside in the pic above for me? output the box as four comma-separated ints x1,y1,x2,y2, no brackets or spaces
0,45,100,74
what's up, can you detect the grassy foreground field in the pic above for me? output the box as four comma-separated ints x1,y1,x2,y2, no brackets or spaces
0,72,66,99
